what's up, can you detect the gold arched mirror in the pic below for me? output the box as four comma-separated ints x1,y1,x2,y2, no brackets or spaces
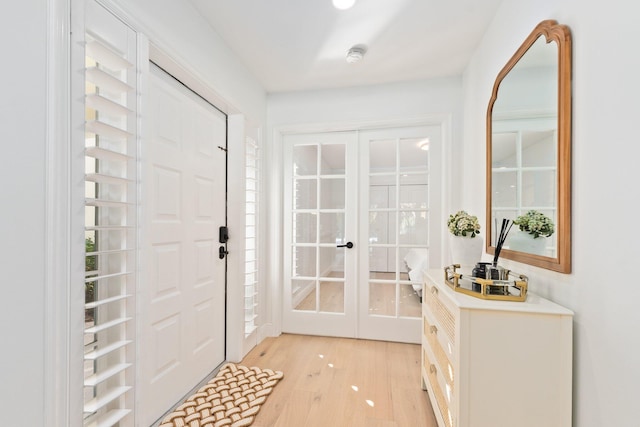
486,20,572,273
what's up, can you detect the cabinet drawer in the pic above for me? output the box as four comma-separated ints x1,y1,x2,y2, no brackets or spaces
424,316,455,390
423,280,456,344
423,348,454,427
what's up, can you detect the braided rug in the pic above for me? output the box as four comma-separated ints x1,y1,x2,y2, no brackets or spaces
159,363,284,427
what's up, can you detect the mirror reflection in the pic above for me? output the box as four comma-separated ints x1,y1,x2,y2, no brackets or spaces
492,36,558,257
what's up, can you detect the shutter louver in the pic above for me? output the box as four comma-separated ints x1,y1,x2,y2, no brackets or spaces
244,137,260,337
83,31,137,427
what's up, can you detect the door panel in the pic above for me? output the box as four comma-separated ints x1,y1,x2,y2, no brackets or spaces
283,132,358,337
359,126,440,343
138,64,226,425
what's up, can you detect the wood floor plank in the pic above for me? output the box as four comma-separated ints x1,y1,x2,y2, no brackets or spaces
241,334,438,427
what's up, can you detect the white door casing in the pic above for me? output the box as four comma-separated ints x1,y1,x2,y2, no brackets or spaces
138,64,226,426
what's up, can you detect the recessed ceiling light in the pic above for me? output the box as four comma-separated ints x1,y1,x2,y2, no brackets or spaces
418,139,430,151
332,0,356,10
346,45,366,63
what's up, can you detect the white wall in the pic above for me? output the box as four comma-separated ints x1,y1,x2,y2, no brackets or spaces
0,1,47,426
268,77,462,129
462,1,640,425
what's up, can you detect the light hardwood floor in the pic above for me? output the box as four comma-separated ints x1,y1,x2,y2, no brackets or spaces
240,334,438,427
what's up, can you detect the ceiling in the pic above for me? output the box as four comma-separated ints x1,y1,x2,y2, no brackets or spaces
187,0,504,93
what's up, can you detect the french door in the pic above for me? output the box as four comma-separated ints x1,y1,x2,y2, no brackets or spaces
138,64,227,425
282,125,442,343
357,126,441,342
282,132,359,337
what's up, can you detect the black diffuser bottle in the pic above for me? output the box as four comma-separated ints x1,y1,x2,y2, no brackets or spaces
471,262,492,292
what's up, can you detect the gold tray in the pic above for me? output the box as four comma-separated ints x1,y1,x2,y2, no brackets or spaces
443,264,528,302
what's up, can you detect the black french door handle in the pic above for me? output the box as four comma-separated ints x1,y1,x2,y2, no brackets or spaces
337,242,354,249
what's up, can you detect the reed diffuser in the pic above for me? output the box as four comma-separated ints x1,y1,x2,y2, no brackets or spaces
491,218,513,279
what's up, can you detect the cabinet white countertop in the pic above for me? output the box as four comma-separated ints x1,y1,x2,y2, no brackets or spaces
423,268,574,316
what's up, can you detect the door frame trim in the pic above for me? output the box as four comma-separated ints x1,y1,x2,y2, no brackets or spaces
45,0,72,425
269,115,454,337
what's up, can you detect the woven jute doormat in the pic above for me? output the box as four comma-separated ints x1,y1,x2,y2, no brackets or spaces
159,363,284,427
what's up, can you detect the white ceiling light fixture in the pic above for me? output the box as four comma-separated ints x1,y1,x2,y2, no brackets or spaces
346,45,366,63
418,138,430,151
332,0,356,10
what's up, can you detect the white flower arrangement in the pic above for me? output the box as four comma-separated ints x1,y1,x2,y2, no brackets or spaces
513,210,554,238
447,210,481,237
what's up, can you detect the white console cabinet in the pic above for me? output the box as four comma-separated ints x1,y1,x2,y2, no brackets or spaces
421,269,573,427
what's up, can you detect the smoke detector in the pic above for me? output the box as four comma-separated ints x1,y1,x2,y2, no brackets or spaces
346,45,366,63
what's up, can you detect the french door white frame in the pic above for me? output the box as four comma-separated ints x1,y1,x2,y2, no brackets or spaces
270,116,453,338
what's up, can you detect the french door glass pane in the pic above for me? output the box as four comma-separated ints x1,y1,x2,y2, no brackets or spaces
370,139,396,171
319,212,344,244
369,282,396,316
399,138,429,171
399,182,428,209
320,144,345,175
369,212,395,244
369,248,389,276
399,211,428,244
293,246,316,277
293,279,316,311
398,284,422,317
294,213,317,243
319,281,344,313
294,145,318,175
369,185,389,209
320,178,345,209
319,246,344,279
294,179,317,209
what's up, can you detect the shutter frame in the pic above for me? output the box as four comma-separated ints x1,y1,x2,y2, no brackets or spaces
82,30,137,427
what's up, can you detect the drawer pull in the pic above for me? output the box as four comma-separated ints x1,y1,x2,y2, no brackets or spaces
429,325,438,334
429,364,437,374
431,286,439,295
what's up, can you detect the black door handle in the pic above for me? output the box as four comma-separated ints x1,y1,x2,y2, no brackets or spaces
337,242,354,249
219,246,229,259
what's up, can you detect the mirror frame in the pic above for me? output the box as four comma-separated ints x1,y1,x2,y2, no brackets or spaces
486,20,572,273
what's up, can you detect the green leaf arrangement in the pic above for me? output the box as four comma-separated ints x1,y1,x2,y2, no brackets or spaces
514,210,555,239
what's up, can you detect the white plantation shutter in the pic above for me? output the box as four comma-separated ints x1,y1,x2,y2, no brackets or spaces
82,24,137,427
244,137,260,337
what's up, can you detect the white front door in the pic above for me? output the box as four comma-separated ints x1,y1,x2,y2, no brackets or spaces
282,125,442,343
138,64,227,425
